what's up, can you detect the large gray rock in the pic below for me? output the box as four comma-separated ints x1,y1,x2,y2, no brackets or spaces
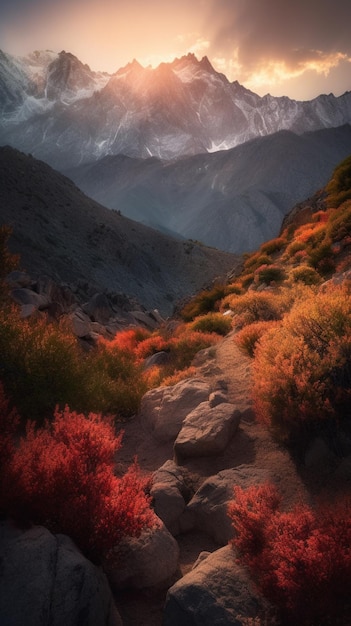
0,521,122,626
163,545,273,626
140,378,211,442
11,287,49,310
103,521,180,590
83,293,114,324
174,401,241,459
151,460,193,536
180,465,272,545
69,308,92,337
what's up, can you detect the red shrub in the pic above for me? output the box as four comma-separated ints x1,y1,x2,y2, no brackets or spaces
101,327,150,356
1,406,156,561
229,483,351,625
135,334,171,359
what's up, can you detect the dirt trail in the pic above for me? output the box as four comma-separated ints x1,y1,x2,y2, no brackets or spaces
114,330,312,625
115,329,351,624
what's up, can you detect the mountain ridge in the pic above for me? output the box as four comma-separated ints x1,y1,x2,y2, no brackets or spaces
1,49,351,169
68,124,351,253
0,145,239,316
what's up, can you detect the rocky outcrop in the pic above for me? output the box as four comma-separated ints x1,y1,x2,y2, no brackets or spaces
163,545,273,626
103,521,180,590
179,465,272,545
0,520,122,626
174,401,241,460
151,460,193,536
6,270,167,341
140,378,211,442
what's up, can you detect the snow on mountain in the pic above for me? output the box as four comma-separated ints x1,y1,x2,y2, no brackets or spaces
0,49,351,170
0,50,110,123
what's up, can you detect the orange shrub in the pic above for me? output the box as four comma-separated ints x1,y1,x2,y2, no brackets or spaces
1,406,156,562
222,291,284,328
234,321,279,357
168,330,219,371
253,285,351,441
229,483,351,625
135,334,171,359
259,237,287,255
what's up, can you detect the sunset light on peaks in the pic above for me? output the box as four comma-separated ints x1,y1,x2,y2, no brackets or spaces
1,0,351,99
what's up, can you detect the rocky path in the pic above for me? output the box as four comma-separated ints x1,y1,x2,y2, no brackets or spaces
113,330,312,625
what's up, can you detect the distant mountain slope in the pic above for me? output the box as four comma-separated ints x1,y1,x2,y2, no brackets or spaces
0,50,351,169
0,147,239,315
68,125,351,253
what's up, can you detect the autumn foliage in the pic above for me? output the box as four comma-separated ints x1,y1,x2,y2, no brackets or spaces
0,404,156,562
253,284,351,442
229,483,351,625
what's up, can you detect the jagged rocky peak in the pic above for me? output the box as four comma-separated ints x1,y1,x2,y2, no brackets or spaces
115,58,145,76
46,50,98,99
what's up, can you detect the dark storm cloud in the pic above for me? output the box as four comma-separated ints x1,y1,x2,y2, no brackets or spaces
208,0,351,69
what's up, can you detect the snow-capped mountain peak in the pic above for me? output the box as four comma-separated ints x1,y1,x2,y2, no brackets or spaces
1,49,351,169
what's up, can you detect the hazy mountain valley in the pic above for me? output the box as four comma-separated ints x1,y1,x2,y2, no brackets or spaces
1,47,351,626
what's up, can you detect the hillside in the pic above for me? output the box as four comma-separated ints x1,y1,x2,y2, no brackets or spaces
68,124,351,253
0,146,239,316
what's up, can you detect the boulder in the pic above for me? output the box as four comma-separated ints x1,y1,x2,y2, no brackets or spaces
143,351,170,370
83,293,114,324
11,287,49,310
69,308,92,338
140,378,211,442
174,402,241,460
103,520,180,590
130,309,162,330
180,465,272,544
35,276,77,311
208,389,228,407
151,460,193,535
163,545,273,626
0,520,122,626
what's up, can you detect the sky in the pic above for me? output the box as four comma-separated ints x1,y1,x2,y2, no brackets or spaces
1,0,351,100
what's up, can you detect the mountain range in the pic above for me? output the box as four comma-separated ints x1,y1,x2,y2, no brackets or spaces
1,49,351,254
1,49,351,169
67,124,351,253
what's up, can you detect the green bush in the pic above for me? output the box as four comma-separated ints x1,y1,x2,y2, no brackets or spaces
259,237,287,255
255,264,286,285
0,307,146,422
328,201,351,242
326,155,351,208
289,265,321,285
180,284,227,321
190,312,232,336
